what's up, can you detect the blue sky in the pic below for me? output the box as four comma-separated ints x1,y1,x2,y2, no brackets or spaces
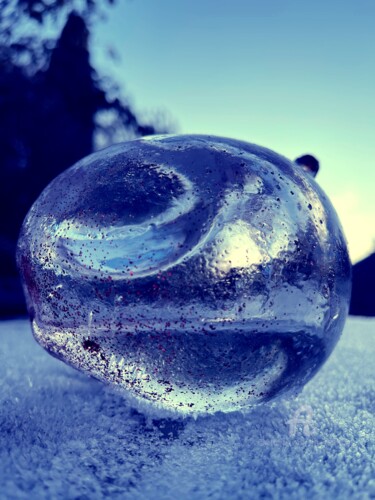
93,0,375,263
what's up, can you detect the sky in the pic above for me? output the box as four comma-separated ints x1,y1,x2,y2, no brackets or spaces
92,0,375,263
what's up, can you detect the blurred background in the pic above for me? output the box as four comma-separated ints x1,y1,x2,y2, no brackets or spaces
1,0,374,316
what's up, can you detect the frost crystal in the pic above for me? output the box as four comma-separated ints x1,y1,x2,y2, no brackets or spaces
17,135,351,414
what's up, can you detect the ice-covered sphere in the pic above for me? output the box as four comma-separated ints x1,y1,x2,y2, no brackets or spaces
17,135,351,415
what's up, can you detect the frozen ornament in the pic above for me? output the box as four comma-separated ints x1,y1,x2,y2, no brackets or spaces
17,135,351,415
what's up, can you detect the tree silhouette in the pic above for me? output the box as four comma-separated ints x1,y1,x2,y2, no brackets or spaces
0,1,169,316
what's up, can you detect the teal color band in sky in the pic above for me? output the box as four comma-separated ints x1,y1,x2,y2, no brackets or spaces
93,0,375,263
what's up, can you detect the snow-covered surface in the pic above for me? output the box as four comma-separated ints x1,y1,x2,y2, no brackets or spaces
0,317,374,499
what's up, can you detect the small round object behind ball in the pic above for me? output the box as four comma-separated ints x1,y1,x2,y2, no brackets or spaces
17,135,351,414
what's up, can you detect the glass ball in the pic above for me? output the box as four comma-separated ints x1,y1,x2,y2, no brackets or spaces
17,135,351,414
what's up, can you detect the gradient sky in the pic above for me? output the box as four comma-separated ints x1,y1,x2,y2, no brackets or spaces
93,0,375,263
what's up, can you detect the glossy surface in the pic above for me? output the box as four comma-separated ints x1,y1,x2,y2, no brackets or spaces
17,135,351,414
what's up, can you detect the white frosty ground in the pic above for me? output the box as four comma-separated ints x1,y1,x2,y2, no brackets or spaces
0,318,374,500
